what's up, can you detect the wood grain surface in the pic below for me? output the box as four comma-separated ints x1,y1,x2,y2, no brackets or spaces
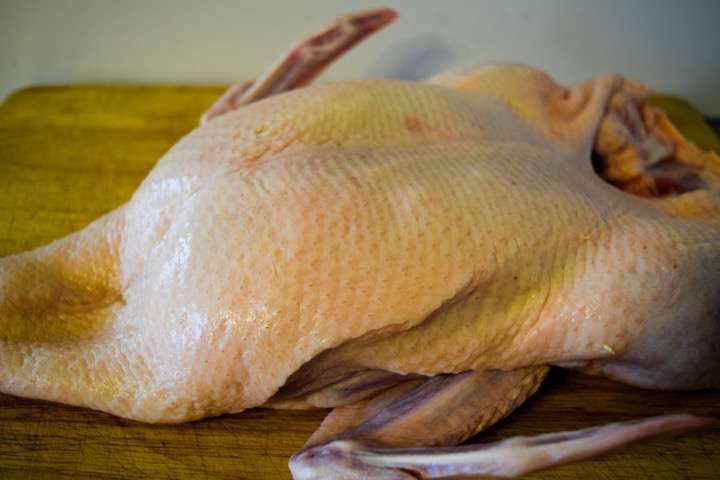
0,85,719,479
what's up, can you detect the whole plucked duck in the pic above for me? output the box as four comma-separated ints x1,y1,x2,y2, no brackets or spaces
1,8,719,479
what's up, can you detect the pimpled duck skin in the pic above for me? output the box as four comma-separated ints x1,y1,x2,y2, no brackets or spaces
1,8,719,479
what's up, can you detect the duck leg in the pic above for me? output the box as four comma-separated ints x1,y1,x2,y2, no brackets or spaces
200,7,397,124
290,367,548,478
293,414,714,479
289,367,714,479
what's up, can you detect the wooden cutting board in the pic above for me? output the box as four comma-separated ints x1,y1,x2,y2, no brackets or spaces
0,85,719,480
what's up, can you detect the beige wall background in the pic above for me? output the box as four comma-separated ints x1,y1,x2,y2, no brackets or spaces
1,0,719,114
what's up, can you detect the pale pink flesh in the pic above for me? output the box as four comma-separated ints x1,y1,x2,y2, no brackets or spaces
290,414,716,479
200,7,397,124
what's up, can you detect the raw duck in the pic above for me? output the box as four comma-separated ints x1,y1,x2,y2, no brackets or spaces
1,8,718,479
